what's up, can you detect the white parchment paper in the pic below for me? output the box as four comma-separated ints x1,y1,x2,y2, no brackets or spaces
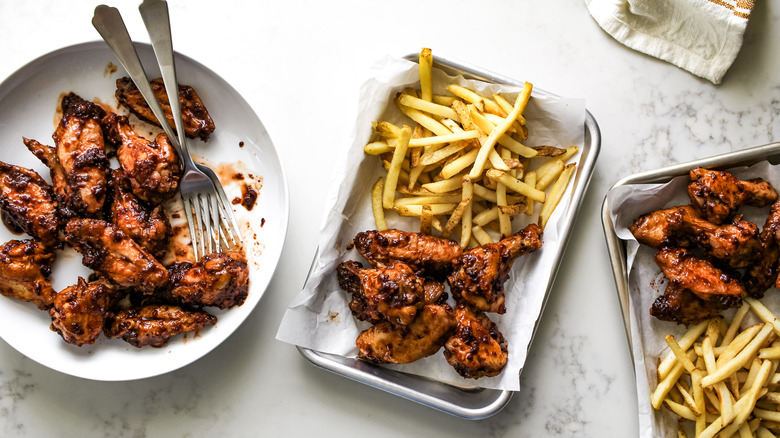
607,160,780,437
276,55,585,391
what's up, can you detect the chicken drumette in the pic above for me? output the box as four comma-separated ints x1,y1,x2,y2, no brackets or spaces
352,229,462,279
443,303,508,379
108,170,171,260
655,247,745,306
161,251,249,309
65,219,169,293
688,168,777,224
105,304,217,348
52,93,110,216
115,77,216,142
0,160,60,248
650,284,734,326
356,303,456,364
49,277,115,346
337,260,428,326
0,239,56,309
629,205,761,269
23,137,80,220
743,199,780,297
103,113,181,205
448,224,543,314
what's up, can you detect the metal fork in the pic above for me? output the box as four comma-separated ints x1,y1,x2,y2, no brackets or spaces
92,3,241,260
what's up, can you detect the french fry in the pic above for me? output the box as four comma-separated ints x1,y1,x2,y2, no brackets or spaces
460,178,473,248
535,159,564,191
446,84,485,111
394,203,456,216
524,171,536,215
538,163,575,229
419,48,433,102
420,204,433,234
471,225,493,245
382,126,412,209
364,140,393,155
371,177,387,230
486,169,546,203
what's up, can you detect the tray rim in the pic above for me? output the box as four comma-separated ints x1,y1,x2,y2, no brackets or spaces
297,50,602,419
601,141,780,356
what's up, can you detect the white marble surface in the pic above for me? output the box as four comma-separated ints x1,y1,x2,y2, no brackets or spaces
0,0,777,436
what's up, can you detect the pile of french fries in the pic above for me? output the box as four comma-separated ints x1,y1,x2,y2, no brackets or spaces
652,297,780,438
365,48,578,248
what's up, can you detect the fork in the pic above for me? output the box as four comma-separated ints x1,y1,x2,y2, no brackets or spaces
92,3,241,260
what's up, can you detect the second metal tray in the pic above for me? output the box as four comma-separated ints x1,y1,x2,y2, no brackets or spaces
298,51,602,419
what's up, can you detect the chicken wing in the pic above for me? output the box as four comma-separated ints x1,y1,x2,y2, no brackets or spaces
0,160,60,248
688,168,777,224
65,219,169,293
743,199,780,297
629,205,761,269
52,92,109,216
337,260,427,326
162,251,249,309
352,229,463,279
115,77,216,142
108,170,171,260
105,304,216,348
650,284,734,326
0,239,56,309
103,113,181,205
23,137,80,220
448,224,543,314
356,304,456,364
654,247,745,303
49,278,115,346
443,303,508,379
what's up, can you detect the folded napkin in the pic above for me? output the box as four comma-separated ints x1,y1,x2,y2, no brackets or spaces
584,0,754,84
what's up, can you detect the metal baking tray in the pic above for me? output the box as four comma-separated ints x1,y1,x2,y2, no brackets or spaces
298,52,602,419
602,142,780,355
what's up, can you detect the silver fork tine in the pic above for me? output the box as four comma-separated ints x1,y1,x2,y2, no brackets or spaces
182,196,199,261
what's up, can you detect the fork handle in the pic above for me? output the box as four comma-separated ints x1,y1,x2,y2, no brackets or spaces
138,0,188,150
92,5,189,159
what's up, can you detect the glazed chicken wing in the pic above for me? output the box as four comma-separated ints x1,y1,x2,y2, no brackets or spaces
655,247,745,303
103,113,181,205
65,219,169,293
23,137,80,220
105,304,216,348
108,170,171,260
49,278,115,346
115,77,216,142
443,303,508,379
629,205,761,269
337,260,427,326
688,168,777,224
52,93,109,216
448,224,543,314
356,304,456,364
163,251,249,309
352,229,463,279
743,199,780,297
650,284,735,326
0,239,56,309
0,160,60,248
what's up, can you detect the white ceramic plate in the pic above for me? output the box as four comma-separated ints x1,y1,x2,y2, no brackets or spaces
0,41,289,381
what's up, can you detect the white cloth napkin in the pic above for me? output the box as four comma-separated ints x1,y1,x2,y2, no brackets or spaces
584,0,754,84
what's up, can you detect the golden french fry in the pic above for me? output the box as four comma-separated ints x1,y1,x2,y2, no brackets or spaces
371,177,387,230
422,176,465,194
394,203,456,216
396,104,452,136
447,84,485,111
432,94,456,106
469,82,533,179
701,323,774,388
469,106,538,158
398,93,459,120
441,148,479,179
471,225,493,245
383,126,412,209
443,196,472,235
486,169,546,203
460,178,473,248
419,48,433,102
420,204,433,234
524,171,536,215
538,163,575,229
393,194,462,206
364,140,393,155
420,141,471,166
536,159,565,191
